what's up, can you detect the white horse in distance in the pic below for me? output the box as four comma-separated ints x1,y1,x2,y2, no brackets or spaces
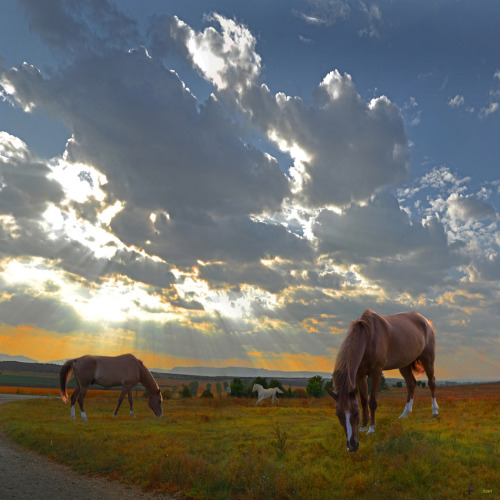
253,384,284,405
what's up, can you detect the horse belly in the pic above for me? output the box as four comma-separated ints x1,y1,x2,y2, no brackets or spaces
94,365,125,387
383,334,425,370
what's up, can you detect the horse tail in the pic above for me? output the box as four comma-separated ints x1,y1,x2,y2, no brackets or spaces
276,388,284,394
411,358,425,379
59,358,76,403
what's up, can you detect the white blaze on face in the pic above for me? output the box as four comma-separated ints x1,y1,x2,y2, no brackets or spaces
345,411,352,442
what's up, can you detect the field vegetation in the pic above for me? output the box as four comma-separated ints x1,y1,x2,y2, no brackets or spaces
0,383,498,499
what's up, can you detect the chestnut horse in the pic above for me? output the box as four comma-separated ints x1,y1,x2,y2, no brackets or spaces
60,354,163,422
326,310,438,452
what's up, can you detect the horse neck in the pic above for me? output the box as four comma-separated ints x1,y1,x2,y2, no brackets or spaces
336,322,368,398
138,363,158,393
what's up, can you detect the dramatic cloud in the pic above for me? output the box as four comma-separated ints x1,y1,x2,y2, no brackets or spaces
0,2,498,378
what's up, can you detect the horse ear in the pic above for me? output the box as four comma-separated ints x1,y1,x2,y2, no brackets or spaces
325,386,338,401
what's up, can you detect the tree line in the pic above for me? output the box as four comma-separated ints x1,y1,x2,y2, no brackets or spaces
168,374,398,399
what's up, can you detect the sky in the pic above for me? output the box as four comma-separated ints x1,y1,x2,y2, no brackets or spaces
0,0,499,380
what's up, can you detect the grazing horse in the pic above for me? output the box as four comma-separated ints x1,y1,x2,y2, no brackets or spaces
253,384,284,405
59,354,163,422
326,310,438,452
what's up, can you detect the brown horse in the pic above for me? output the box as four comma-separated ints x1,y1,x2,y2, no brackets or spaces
326,309,438,452
60,354,163,422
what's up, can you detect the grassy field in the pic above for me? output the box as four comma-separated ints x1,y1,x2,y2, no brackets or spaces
0,384,498,499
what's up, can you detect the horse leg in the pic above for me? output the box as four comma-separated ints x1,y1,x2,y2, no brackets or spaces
367,371,381,434
419,355,439,417
398,365,416,418
77,386,89,422
113,387,129,417
357,375,369,432
127,389,136,418
70,383,81,421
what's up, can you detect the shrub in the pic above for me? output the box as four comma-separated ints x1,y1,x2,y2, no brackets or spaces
180,384,193,398
293,388,307,398
269,379,285,392
306,375,324,398
162,389,173,400
201,389,214,398
215,382,222,398
189,381,199,398
253,377,268,389
230,378,245,397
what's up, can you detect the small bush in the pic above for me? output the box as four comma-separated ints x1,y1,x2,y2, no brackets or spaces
180,384,193,398
162,389,173,400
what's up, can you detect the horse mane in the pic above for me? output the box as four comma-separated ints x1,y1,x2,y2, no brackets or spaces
138,359,159,394
333,311,372,411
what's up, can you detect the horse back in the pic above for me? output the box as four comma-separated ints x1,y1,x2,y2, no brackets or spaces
364,310,434,370
73,354,141,387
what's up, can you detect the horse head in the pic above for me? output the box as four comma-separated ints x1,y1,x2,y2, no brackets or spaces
252,384,259,392
148,388,163,417
326,386,360,452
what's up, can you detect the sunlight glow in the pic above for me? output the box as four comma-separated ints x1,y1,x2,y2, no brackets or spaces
188,34,225,88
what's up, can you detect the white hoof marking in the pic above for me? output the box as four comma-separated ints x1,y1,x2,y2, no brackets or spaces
367,426,375,435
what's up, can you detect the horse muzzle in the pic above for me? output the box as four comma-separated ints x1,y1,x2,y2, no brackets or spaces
347,440,359,452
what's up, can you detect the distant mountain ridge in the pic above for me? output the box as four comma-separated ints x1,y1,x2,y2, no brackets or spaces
1,354,498,384
165,365,332,379
0,353,40,363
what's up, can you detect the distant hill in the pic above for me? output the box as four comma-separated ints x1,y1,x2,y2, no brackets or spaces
0,353,40,363
166,365,332,379
1,354,497,386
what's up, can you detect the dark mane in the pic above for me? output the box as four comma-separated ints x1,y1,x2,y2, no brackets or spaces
138,359,159,393
333,315,371,411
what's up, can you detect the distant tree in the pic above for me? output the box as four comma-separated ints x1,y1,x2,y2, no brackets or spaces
417,381,426,388
223,381,228,391
368,375,389,393
269,379,285,392
206,383,212,392
324,379,334,393
395,381,403,388
162,389,173,400
215,382,222,398
230,378,245,397
201,388,214,398
284,386,293,398
306,375,324,398
180,384,193,398
189,381,199,398
253,377,268,389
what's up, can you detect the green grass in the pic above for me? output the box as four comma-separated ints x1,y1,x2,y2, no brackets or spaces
0,373,61,388
0,387,498,499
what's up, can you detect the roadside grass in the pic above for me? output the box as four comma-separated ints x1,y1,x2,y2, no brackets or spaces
0,385,498,499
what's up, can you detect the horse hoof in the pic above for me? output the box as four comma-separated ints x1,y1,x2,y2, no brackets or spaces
398,413,408,419
359,426,368,432
432,413,439,418
367,428,375,435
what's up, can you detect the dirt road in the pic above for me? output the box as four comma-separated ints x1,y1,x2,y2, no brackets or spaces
0,394,174,499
